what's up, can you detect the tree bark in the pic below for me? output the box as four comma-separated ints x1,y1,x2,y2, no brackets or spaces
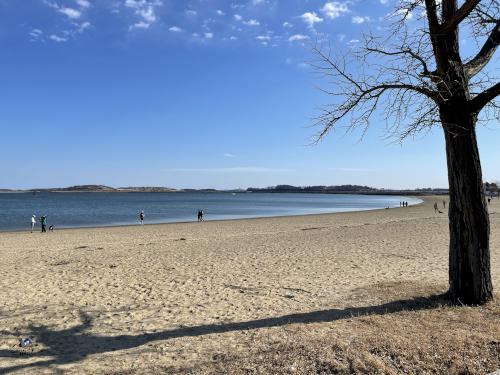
443,111,493,304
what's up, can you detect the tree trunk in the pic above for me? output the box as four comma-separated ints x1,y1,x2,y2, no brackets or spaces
443,111,493,304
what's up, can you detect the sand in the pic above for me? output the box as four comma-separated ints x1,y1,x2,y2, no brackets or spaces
0,196,498,374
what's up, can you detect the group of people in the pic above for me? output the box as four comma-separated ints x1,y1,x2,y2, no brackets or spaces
137,209,205,225
399,201,409,207
30,214,52,233
31,209,207,231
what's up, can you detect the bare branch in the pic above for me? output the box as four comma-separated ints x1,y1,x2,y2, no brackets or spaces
441,0,481,33
470,81,500,113
464,20,500,77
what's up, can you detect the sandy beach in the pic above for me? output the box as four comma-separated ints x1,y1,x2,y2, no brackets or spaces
0,196,499,374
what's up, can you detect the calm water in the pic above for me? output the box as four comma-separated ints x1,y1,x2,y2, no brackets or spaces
0,192,422,231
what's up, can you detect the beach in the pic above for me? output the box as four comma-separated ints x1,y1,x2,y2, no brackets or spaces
0,196,499,374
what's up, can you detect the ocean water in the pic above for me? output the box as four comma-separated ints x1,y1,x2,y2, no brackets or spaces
0,192,422,231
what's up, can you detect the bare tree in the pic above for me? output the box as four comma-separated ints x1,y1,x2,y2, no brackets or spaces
313,0,499,304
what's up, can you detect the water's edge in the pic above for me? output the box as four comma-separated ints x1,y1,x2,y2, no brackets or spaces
0,196,424,233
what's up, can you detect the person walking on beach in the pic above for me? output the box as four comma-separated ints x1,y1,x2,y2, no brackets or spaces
443,200,446,208
434,202,438,213
139,210,145,225
31,214,36,233
197,210,204,222
40,215,47,233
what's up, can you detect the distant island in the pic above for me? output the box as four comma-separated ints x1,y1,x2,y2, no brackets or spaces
1,183,498,196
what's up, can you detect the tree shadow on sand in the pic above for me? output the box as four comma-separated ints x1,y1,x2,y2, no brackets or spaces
0,293,450,374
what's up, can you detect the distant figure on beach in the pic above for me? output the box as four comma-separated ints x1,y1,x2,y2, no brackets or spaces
399,201,402,207
434,202,438,213
139,210,145,225
197,210,204,222
40,215,47,233
49,225,54,231
443,200,446,208
405,201,408,207
488,198,491,204
31,215,36,233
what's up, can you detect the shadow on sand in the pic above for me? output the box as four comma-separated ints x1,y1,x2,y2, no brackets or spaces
0,293,450,374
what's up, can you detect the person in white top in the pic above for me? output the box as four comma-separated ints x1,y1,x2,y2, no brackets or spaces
31,215,36,233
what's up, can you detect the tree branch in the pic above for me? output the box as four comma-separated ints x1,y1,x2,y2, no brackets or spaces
364,47,433,77
424,0,441,34
470,81,500,113
464,20,500,77
441,0,482,33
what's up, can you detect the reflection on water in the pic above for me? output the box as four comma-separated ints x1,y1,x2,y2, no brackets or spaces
0,192,422,231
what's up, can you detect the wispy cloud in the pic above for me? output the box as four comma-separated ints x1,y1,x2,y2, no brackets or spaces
165,167,292,173
321,2,350,19
351,15,370,24
242,18,260,26
288,34,309,42
125,0,163,30
49,34,69,42
223,153,237,158
329,167,376,172
29,28,44,42
300,12,323,28
75,0,91,9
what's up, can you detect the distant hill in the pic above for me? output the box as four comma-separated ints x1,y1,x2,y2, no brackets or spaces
35,185,117,192
118,186,180,192
27,185,182,193
247,185,449,195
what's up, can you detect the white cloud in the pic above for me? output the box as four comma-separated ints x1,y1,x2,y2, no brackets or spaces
243,19,260,26
380,0,389,3
283,21,293,28
186,9,197,16
75,21,91,33
75,0,90,8
300,11,323,28
29,29,43,41
130,21,150,29
58,7,82,19
204,32,213,39
165,167,291,173
288,34,309,42
169,26,182,32
125,0,162,30
49,34,68,42
352,15,369,24
321,2,349,19
234,14,243,21
252,0,265,5
216,10,225,16
256,35,271,41
223,153,236,158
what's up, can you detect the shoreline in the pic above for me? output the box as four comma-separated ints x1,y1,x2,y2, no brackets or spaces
0,197,424,234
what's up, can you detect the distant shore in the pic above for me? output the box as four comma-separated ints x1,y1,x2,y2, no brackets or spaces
0,183,451,195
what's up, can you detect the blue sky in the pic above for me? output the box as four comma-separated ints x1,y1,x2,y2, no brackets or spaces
0,0,498,189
